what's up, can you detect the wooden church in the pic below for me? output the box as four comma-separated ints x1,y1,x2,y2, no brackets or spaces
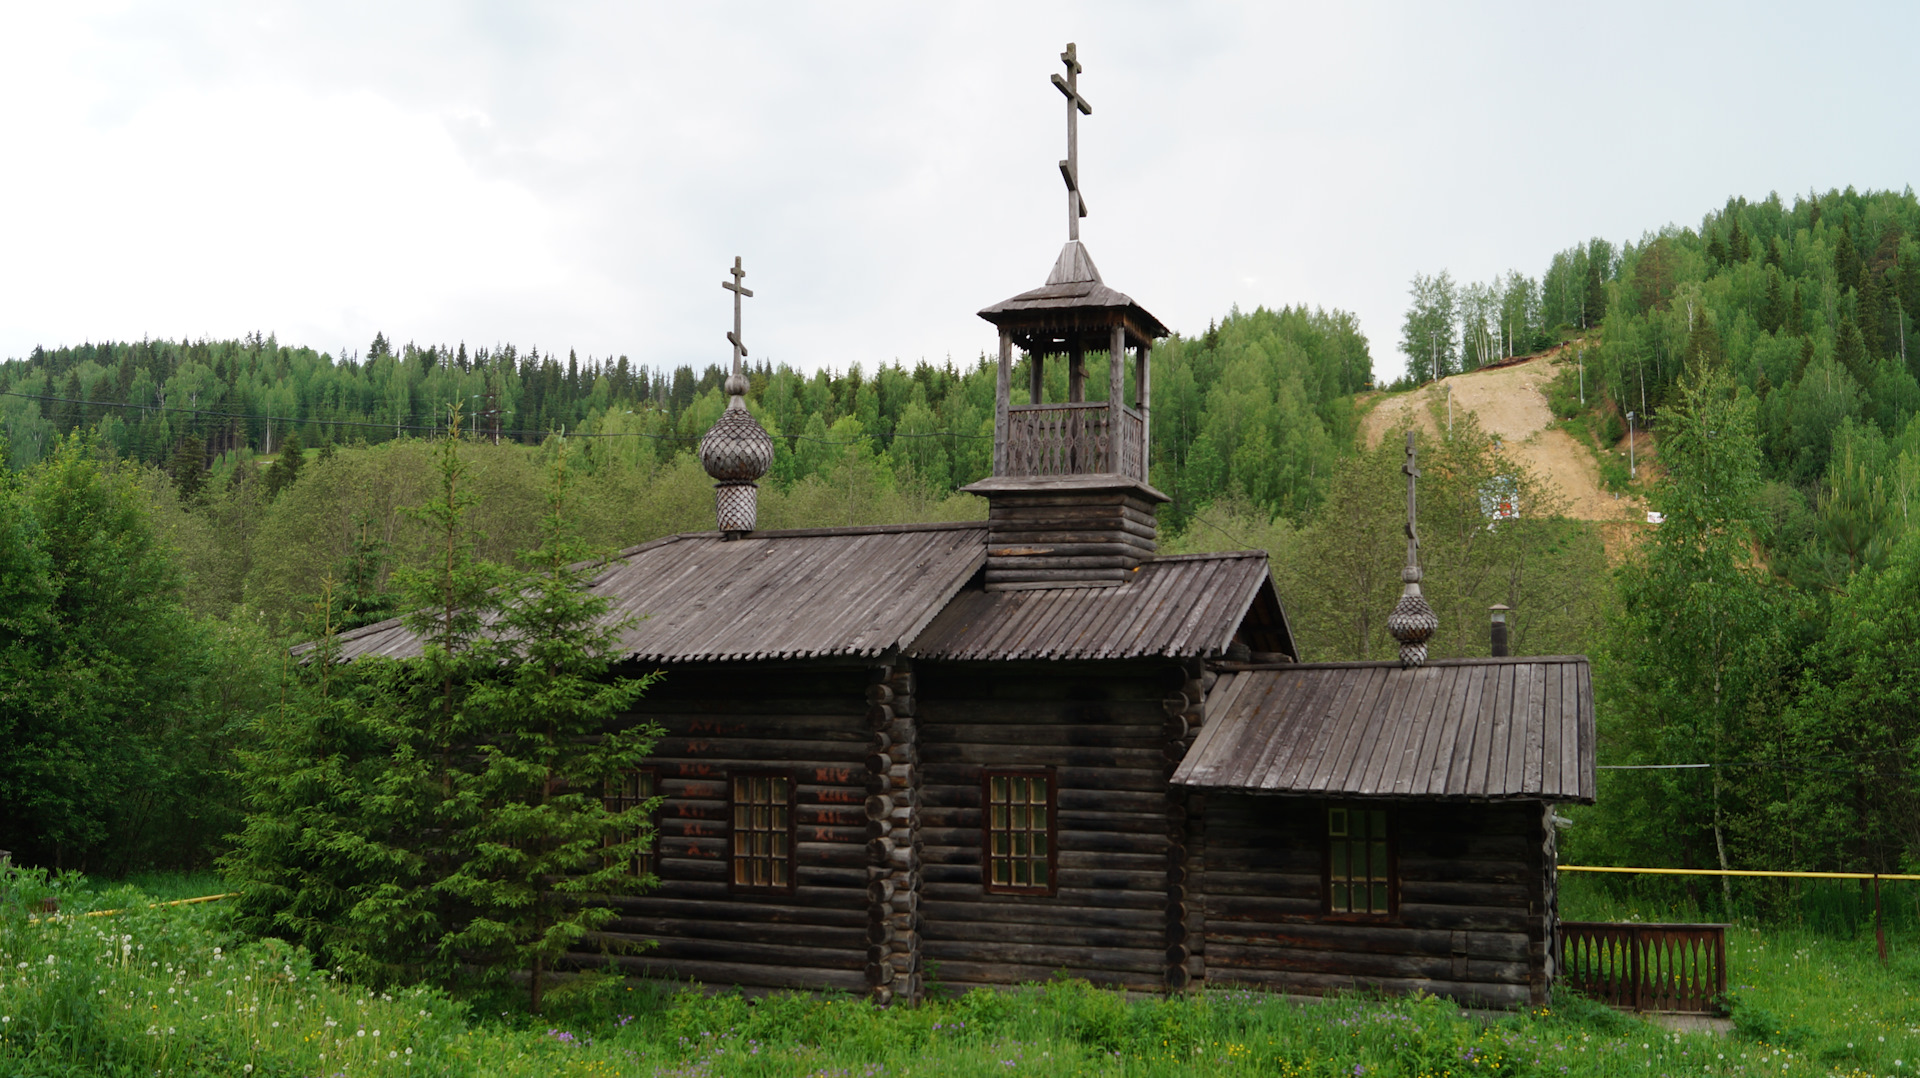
330,43,1595,1009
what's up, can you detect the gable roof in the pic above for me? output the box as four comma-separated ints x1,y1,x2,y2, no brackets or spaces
320,524,1280,667
1171,656,1595,802
908,551,1291,661
325,523,989,665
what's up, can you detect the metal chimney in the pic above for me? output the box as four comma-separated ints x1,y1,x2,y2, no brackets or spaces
1490,604,1511,657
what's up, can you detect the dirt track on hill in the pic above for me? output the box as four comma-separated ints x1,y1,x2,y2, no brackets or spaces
1360,355,1645,532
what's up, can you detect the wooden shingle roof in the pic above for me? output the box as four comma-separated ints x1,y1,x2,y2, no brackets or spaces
977,240,1170,353
908,551,1290,661
1171,657,1596,802
318,526,1281,667
325,523,989,665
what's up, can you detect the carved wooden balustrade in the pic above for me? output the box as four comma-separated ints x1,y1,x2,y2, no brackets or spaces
1002,402,1145,482
1559,922,1728,1014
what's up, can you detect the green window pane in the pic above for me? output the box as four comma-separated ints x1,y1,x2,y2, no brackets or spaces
1033,861,1048,887
1331,882,1349,912
1331,843,1348,879
1329,807,1348,837
1371,882,1388,912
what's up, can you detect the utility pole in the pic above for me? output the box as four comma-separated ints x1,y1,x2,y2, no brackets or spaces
1626,410,1637,480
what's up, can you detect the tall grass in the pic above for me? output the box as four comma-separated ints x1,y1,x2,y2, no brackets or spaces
3,867,1917,1077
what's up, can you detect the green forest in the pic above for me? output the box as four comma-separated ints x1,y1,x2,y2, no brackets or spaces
4,186,1920,930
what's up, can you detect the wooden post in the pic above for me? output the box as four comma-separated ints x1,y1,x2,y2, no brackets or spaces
1136,343,1152,481
1875,872,1888,965
1109,325,1125,474
1028,350,1043,407
994,329,1012,476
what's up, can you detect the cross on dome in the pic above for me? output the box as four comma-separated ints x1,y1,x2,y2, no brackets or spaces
722,256,753,387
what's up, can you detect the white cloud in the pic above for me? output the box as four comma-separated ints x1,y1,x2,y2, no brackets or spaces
3,1,1920,380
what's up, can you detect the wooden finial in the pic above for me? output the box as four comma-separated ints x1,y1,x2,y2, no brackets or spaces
1387,430,1437,666
1051,43,1092,241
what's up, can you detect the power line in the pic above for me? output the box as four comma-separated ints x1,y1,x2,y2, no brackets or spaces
0,390,992,445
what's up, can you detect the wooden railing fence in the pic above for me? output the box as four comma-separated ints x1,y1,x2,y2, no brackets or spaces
1003,402,1145,482
1558,922,1727,1014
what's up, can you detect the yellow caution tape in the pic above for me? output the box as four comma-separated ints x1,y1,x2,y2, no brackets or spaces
25,891,240,925
1560,866,1920,880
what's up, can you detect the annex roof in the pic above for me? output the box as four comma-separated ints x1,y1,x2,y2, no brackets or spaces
907,551,1292,661
1172,656,1595,802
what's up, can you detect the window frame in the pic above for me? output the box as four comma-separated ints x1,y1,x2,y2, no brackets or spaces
727,769,797,894
602,766,660,881
980,767,1058,897
1322,801,1397,921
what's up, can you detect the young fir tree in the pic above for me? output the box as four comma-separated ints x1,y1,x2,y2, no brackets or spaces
439,436,660,1013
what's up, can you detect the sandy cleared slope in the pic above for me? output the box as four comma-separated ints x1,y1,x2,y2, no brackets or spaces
1361,355,1643,526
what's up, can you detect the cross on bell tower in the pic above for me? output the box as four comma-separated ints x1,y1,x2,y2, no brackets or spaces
1052,42,1092,241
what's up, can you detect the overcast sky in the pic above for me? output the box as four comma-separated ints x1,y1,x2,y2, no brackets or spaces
5,2,1919,382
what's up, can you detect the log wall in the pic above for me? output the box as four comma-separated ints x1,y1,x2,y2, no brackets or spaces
1202,795,1552,1008
914,661,1184,994
583,663,876,995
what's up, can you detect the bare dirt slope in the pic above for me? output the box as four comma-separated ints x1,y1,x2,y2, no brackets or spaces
1361,355,1643,527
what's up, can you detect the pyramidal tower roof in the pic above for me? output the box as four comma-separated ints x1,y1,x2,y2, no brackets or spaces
978,239,1169,353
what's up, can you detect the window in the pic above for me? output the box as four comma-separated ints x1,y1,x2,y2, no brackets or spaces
1327,804,1392,916
983,769,1054,894
603,768,658,879
730,771,793,891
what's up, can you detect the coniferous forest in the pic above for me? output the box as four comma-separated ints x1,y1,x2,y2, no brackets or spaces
4,186,1920,922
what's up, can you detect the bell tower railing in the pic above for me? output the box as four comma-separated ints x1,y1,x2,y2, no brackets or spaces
1001,401,1146,482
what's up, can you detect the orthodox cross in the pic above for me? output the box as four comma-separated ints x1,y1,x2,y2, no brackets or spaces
722,255,753,376
1051,42,1092,241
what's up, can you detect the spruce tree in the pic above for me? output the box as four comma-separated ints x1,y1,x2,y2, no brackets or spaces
1707,232,1728,267
262,431,304,499
1790,284,1806,336
441,437,660,1013
1836,224,1862,292
1728,218,1751,262
1835,317,1869,383
1759,271,1785,335
169,435,207,502
1858,265,1890,358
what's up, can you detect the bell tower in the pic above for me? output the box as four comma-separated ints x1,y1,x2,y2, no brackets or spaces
963,43,1171,591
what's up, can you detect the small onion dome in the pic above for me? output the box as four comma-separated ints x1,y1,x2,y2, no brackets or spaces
1386,565,1438,667
699,387,774,482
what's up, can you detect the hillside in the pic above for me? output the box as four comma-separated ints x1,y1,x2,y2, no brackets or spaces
1361,348,1652,556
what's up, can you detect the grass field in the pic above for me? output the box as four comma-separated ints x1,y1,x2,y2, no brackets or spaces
2,868,1917,1077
